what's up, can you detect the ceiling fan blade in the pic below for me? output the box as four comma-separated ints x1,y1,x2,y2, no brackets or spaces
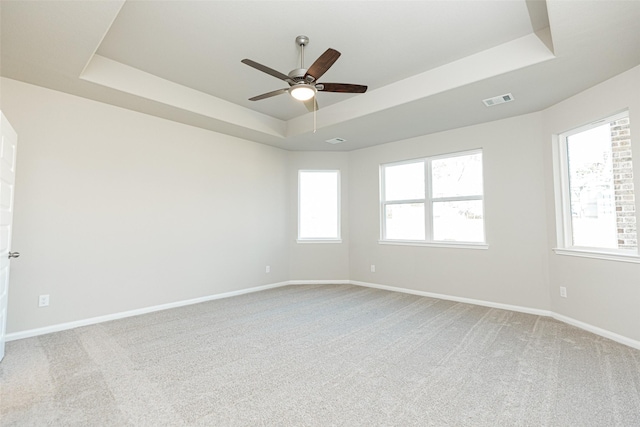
242,59,293,83
304,48,341,82
303,97,319,113
249,88,289,101
318,83,368,93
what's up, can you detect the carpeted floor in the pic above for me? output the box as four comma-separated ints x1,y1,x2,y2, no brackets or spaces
1,284,639,426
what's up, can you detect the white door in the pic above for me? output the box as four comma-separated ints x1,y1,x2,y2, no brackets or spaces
0,112,18,362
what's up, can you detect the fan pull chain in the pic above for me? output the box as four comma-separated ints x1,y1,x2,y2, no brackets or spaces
313,96,317,133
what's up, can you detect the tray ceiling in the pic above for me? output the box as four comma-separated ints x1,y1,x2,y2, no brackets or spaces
2,1,639,151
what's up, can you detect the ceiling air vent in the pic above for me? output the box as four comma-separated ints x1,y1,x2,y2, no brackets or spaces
482,93,514,107
326,137,346,144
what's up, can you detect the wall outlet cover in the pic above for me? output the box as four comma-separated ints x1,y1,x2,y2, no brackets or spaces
38,294,50,307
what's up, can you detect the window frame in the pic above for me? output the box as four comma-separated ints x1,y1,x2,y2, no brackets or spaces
552,110,640,263
379,149,487,249
297,169,342,244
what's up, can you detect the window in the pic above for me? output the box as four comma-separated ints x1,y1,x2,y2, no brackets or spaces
298,170,340,242
554,111,638,261
380,150,485,246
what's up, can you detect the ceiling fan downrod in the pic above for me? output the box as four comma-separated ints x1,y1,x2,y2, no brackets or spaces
296,35,309,69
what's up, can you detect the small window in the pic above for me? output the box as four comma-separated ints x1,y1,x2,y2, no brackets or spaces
554,111,638,260
298,170,340,242
380,150,485,246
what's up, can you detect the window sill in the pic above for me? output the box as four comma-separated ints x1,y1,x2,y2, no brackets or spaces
553,248,640,264
378,240,488,250
297,239,342,244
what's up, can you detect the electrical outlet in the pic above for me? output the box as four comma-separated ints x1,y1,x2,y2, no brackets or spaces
265,265,270,273
38,294,50,307
560,287,567,298
370,264,376,273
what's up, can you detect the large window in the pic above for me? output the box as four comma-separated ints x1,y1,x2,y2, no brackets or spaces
554,111,638,260
380,150,485,246
298,170,340,242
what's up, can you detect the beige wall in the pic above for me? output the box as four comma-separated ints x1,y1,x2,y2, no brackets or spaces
347,64,640,343
2,64,639,345
542,65,640,342
1,78,290,333
348,113,551,310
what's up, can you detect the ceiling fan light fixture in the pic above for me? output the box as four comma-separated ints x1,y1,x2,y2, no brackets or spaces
242,36,366,113
290,84,316,101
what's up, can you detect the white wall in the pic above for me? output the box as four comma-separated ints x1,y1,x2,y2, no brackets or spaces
1,78,289,333
347,64,640,344
542,65,640,342
287,151,350,281
348,113,551,311
3,64,639,346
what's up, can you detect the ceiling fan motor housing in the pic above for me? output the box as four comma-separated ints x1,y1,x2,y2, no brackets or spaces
288,68,308,83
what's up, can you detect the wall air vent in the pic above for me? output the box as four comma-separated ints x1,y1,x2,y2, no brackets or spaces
482,93,514,107
325,137,346,144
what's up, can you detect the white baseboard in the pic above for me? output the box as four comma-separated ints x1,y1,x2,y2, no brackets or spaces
5,281,290,342
349,280,640,350
288,279,351,285
551,312,640,350
7,279,640,351
350,280,551,317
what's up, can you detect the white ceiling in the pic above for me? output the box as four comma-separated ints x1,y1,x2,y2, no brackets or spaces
2,1,640,151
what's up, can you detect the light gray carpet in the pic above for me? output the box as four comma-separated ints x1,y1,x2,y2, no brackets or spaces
1,284,639,426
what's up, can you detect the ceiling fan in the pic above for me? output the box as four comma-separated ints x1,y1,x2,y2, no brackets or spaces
241,35,367,112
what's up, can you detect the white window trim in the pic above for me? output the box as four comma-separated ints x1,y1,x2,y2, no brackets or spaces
553,248,640,264
552,110,639,262
379,240,488,250
296,238,343,244
379,149,486,247
297,169,341,243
